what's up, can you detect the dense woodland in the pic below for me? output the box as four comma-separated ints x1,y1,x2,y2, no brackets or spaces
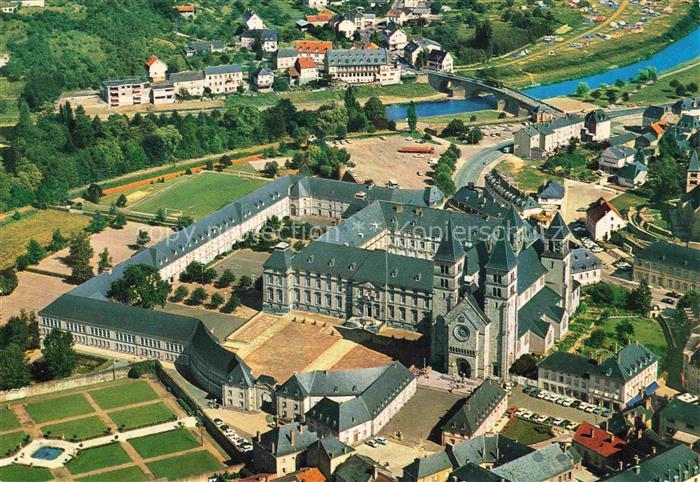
0,89,391,211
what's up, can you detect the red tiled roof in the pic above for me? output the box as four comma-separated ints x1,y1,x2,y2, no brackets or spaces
306,12,334,22
649,121,667,136
146,55,160,67
573,421,626,457
176,5,195,12
586,197,622,223
297,57,316,70
295,40,333,54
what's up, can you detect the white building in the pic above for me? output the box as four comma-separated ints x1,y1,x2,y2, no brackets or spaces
585,197,626,241
243,10,266,30
170,70,206,97
150,83,175,104
325,49,400,85
203,65,243,94
426,50,453,73
101,78,149,107
570,247,601,287
599,146,637,171
241,29,278,52
145,55,168,83
254,68,275,91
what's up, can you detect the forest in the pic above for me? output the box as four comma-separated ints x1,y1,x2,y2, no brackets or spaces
0,89,392,212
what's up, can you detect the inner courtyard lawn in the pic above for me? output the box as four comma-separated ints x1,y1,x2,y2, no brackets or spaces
0,465,53,482
128,428,200,459
25,394,94,423
42,415,107,441
66,443,132,475
0,431,25,456
0,407,20,431
146,450,222,481
109,402,176,431
89,380,158,410
79,466,149,482
502,418,554,445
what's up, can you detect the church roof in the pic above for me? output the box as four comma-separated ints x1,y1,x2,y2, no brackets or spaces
441,380,507,437
435,219,466,262
545,211,571,240
690,150,700,172
486,237,518,272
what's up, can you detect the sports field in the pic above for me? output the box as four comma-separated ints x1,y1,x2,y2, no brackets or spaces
125,171,269,219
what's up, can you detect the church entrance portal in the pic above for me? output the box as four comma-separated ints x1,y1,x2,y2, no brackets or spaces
457,359,472,378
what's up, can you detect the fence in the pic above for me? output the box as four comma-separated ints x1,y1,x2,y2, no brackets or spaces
0,364,130,403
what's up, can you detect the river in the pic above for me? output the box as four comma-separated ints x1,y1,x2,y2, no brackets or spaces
386,27,700,121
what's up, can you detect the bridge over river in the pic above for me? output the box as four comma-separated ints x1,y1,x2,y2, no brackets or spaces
424,70,563,117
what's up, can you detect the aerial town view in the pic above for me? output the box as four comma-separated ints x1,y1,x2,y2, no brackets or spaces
0,0,699,481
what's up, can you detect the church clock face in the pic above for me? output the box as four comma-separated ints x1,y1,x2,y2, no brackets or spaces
453,324,470,342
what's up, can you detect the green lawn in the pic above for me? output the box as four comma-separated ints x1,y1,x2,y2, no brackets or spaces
146,450,222,481
0,407,21,431
78,466,149,482
43,415,108,441
0,465,53,482
109,402,176,431
126,172,269,220
496,158,563,192
610,192,648,214
0,431,25,456
128,428,200,459
26,394,94,424
628,63,700,105
502,418,554,445
67,443,132,475
418,110,504,124
89,381,158,410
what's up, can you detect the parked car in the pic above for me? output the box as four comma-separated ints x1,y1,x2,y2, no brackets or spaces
523,386,534,394
661,298,676,305
374,437,387,445
366,440,377,448
514,408,528,417
220,425,230,432
552,418,566,427
529,389,541,397
214,419,224,427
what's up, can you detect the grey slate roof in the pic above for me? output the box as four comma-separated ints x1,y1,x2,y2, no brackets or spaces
516,246,547,295
335,455,390,482
449,434,533,467
403,450,453,479
537,180,565,200
608,131,638,146
659,398,700,433
689,150,699,172
544,211,571,241
265,248,294,271
449,463,503,481
601,444,699,481
327,48,390,67
257,422,318,456
517,286,563,339
490,443,578,482
242,28,277,41
187,40,225,52
537,351,596,377
203,64,242,75
441,380,506,437
592,343,658,382
450,186,507,218
276,47,298,58
313,436,355,459
486,237,518,272
170,70,205,83
617,161,647,180
435,219,466,262
571,247,601,274
102,77,148,87
602,145,636,160
636,241,700,272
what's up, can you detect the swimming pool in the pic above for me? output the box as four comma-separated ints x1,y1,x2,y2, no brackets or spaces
31,446,65,461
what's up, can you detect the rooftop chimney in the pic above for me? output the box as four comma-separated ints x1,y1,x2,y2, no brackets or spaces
291,430,296,446
257,431,261,442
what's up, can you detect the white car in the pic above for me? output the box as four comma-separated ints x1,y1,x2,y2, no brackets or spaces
562,399,575,407
213,419,224,427
537,391,548,399
533,415,548,423
514,408,528,417
552,417,566,426
374,437,387,445
366,440,377,448
521,411,535,420
240,444,253,453
585,405,596,413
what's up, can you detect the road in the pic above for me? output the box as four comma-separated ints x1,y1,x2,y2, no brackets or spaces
453,139,512,189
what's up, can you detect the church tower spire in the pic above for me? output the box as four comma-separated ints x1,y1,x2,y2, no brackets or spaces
432,218,465,318
542,211,575,313
687,150,699,193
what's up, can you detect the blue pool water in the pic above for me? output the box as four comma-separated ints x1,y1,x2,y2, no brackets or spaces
32,446,64,461
387,27,700,120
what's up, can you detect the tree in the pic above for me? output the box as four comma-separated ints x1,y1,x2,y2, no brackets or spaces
614,79,626,88
465,127,483,144
590,90,602,100
238,275,253,289
586,329,606,348
576,82,590,97
42,329,77,379
82,183,103,203
628,279,652,315
217,269,236,288
48,228,67,252
0,344,30,390
171,285,189,302
687,82,698,94
1,310,39,350
98,248,112,273
210,292,225,308
136,230,151,247
180,261,217,284
116,194,128,207
407,101,417,132
177,215,194,229
509,353,538,376
263,161,280,178
154,208,167,224
615,320,635,345
221,293,241,313
474,19,493,50
675,84,687,97
364,97,389,129
67,233,94,284
0,268,19,296
111,212,127,229
86,212,106,234
108,264,170,309
441,119,468,138
188,287,208,305
25,239,47,265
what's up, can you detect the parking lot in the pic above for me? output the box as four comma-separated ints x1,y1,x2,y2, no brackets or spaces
510,386,609,426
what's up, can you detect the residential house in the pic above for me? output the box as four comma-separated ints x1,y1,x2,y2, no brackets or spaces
170,70,206,96
325,49,400,85
403,38,442,66
608,131,639,148
252,423,319,476
145,55,168,83
101,77,149,107
183,40,225,57
585,197,626,241
380,26,408,51
573,421,627,473
599,146,637,172
386,9,408,25
426,50,453,73
683,327,700,396
539,343,659,409
254,68,275,91
402,451,453,482
203,64,243,94
486,443,581,481
514,115,585,159
276,48,299,70
584,109,612,142
440,380,507,446
243,10,266,30
149,82,175,104
658,396,700,447
642,105,671,126
633,241,700,292
616,162,648,188
241,29,278,52
672,96,700,116
600,444,699,481
537,180,565,211
295,40,333,64
484,169,542,216
176,4,196,18
305,438,355,479
335,455,396,482
571,247,601,287
304,0,329,8
449,185,507,219
273,468,325,482
289,57,319,86
306,11,334,26
335,19,358,40
347,10,377,30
